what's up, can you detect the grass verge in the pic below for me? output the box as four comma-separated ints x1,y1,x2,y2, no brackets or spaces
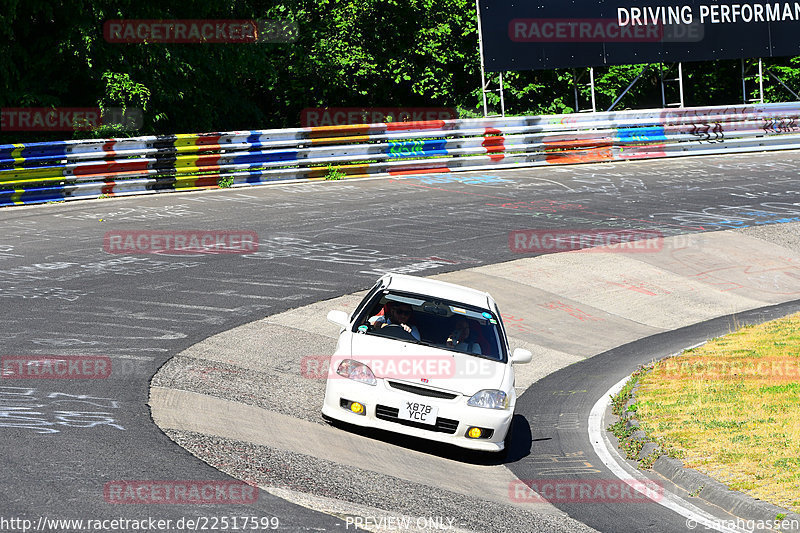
634,312,800,512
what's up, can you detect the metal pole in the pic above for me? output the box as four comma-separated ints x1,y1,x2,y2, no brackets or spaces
590,67,596,112
678,62,685,107
499,72,505,116
766,69,800,100
573,69,580,112
475,0,489,117
741,58,747,104
660,63,666,108
758,58,764,103
607,65,649,112
480,77,488,117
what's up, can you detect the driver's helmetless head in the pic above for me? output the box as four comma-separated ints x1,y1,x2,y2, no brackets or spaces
389,303,413,322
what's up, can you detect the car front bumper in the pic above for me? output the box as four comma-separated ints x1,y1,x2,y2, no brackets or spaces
322,377,513,452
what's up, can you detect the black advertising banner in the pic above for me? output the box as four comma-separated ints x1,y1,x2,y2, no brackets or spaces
479,0,800,71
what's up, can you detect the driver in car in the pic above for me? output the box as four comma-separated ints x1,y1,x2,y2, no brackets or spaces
446,317,482,354
368,301,421,341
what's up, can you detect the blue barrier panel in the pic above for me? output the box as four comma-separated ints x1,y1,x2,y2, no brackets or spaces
616,126,667,143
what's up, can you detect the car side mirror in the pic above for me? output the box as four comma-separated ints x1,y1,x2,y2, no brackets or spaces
327,310,350,328
511,348,532,364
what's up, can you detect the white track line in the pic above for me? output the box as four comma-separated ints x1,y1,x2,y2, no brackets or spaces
588,374,748,533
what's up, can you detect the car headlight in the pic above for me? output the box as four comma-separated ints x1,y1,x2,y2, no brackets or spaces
336,359,377,386
467,389,509,409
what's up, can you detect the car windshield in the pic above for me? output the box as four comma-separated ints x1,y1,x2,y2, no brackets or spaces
353,290,507,362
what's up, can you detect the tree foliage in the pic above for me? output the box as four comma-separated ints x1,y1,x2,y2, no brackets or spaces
1,0,799,143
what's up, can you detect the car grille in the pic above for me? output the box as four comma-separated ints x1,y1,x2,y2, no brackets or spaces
387,381,458,400
375,404,459,434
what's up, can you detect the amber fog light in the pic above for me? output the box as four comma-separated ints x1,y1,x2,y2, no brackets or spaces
467,427,483,439
340,398,366,416
466,426,493,439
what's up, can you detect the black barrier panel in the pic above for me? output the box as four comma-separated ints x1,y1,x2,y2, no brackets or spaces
479,0,800,71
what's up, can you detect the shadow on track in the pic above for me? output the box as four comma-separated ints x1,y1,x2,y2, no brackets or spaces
322,413,534,466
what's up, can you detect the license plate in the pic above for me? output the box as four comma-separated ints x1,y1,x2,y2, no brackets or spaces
398,401,438,425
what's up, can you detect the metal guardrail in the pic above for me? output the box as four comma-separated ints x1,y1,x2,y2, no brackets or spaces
2,102,800,206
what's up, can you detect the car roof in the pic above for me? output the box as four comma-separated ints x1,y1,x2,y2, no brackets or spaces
380,273,494,310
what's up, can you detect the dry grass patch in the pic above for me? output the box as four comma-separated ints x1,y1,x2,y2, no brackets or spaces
635,312,800,513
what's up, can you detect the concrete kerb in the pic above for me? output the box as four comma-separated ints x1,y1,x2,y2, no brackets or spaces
149,221,800,527
652,456,800,529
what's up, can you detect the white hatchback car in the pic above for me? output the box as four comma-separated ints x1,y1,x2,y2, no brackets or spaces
322,273,531,452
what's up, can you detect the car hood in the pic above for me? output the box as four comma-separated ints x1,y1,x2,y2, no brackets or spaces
337,332,508,396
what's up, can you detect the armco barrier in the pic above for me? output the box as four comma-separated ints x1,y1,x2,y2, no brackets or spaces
2,102,800,206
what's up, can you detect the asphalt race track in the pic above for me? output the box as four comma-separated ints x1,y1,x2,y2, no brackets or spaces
2,151,800,532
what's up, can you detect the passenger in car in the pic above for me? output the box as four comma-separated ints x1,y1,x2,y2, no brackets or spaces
368,301,421,341
446,317,482,354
